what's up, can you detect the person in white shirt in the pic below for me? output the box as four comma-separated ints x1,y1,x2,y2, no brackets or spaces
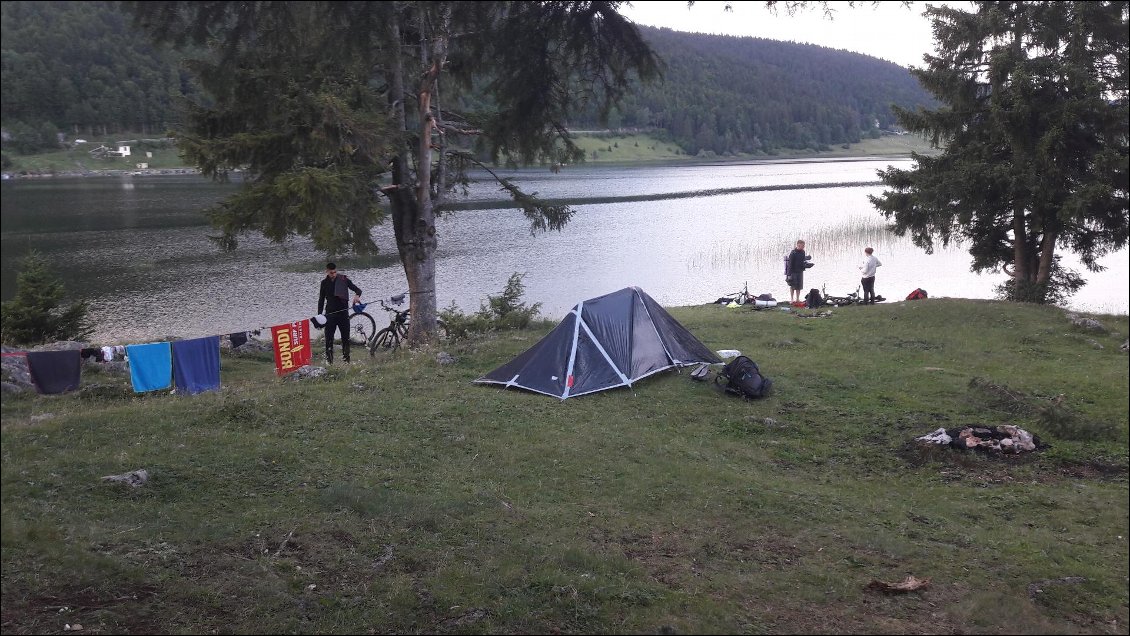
858,247,882,304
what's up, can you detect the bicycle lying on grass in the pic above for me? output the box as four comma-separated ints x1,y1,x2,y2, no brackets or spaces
367,293,448,354
715,282,754,305
819,284,885,307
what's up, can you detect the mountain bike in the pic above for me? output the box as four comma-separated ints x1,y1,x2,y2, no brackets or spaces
368,293,449,354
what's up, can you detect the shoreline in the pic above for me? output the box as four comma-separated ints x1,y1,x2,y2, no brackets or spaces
0,154,922,181
2,167,203,180
1,150,932,181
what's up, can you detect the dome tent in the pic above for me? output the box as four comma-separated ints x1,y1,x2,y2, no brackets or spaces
475,287,721,399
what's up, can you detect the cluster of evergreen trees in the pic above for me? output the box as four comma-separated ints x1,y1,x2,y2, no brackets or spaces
0,1,933,158
612,27,935,155
0,1,195,153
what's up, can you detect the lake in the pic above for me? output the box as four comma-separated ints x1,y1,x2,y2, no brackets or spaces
2,159,1127,344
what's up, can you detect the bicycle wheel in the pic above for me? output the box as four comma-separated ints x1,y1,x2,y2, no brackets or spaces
349,312,377,346
369,327,400,354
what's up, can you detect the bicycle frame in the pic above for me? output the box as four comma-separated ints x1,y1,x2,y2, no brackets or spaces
364,295,411,354
821,283,861,306
367,293,449,355
722,281,753,305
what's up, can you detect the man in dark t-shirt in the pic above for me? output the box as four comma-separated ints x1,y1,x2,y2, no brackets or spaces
785,240,810,303
317,262,362,363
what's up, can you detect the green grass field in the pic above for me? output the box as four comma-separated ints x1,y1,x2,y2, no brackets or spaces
570,133,939,165
3,142,188,174
2,298,1127,634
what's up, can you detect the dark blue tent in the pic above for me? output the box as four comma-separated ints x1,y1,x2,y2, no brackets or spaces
475,287,721,399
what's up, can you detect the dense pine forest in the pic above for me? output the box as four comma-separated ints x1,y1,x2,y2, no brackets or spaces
0,1,197,152
0,1,934,158
612,26,935,155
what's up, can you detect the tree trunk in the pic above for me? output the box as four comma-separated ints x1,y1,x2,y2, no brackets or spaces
386,6,443,347
1036,229,1058,285
1012,203,1033,282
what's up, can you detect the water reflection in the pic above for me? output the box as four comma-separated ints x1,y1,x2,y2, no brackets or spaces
2,162,1126,344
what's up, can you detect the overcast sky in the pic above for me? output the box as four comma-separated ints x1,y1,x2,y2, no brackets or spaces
620,1,964,69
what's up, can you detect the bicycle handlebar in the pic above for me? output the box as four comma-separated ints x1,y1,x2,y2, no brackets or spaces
379,299,407,312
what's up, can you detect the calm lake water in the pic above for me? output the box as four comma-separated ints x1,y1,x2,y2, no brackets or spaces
2,159,1127,343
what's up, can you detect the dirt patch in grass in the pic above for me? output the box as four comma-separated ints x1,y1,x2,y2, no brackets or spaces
2,583,161,635
739,592,957,635
968,376,1042,415
1053,460,1129,481
614,531,693,586
898,439,1042,469
604,528,807,588
898,440,1127,484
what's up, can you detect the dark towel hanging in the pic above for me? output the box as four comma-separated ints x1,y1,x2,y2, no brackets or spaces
26,349,82,394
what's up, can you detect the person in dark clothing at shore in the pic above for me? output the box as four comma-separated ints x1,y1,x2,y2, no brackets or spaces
785,240,812,303
317,262,362,364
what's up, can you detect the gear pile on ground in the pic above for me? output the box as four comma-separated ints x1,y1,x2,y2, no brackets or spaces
916,424,1042,454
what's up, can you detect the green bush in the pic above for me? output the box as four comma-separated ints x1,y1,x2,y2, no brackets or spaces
0,252,93,345
438,272,542,340
475,272,541,329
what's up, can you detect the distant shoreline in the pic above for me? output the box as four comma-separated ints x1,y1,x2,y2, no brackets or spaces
2,152,924,181
2,167,203,180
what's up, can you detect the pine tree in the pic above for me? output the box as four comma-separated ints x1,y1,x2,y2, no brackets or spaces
126,1,658,345
1,252,93,345
869,1,1129,304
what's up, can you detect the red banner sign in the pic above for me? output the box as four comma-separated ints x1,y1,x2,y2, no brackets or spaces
271,320,311,376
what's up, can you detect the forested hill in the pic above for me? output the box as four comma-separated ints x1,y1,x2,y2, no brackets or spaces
0,1,933,157
591,26,936,155
0,1,196,150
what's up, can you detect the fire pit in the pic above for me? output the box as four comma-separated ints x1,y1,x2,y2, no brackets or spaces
917,424,1044,454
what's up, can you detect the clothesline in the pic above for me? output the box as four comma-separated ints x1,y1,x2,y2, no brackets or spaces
3,293,391,396
8,311,324,396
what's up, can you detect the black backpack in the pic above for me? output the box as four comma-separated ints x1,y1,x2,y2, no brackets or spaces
805,288,824,308
715,356,773,399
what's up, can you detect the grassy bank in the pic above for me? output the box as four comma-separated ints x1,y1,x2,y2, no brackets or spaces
2,142,191,175
571,133,939,164
2,299,1127,634
3,133,939,175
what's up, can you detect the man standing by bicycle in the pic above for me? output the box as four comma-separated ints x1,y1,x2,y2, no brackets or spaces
317,262,362,364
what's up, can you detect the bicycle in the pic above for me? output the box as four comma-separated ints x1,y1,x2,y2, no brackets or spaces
347,304,378,347
819,284,884,307
717,281,754,305
820,283,860,307
368,293,448,354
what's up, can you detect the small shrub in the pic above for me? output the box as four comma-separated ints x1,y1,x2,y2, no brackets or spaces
438,301,488,341
1,251,93,345
476,272,541,330
438,273,542,339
